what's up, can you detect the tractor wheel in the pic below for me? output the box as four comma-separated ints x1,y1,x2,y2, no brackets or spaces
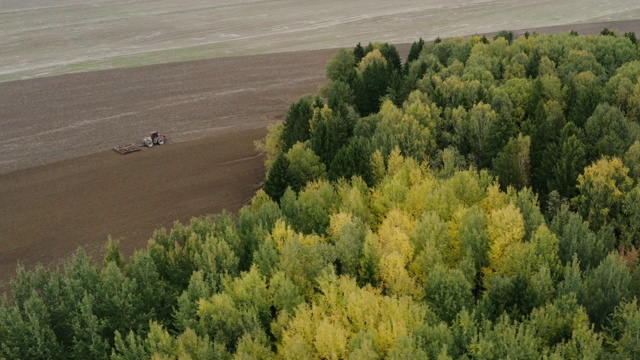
143,137,153,147
157,137,165,145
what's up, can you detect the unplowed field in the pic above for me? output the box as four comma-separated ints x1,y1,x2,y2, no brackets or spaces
1,19,639,291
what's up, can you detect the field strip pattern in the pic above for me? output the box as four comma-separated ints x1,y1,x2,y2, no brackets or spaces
1,0,639,81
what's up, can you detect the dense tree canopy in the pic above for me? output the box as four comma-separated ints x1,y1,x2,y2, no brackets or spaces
3,30,640,358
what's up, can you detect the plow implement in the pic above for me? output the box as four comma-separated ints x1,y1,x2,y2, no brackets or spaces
113,131,167,155
113,144,142,155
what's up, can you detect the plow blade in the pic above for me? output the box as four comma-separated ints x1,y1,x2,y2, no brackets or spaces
113,144,142,155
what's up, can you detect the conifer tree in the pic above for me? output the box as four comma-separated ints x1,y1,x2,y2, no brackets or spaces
263,154,292,201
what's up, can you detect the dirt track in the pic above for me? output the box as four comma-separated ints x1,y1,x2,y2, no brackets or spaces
1,20,639,291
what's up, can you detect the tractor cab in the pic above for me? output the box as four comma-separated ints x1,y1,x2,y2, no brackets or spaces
150,131,159,141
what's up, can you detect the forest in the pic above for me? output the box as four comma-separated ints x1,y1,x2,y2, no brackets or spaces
2,29,640,359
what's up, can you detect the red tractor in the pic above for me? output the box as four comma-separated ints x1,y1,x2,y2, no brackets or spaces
142,131,167,148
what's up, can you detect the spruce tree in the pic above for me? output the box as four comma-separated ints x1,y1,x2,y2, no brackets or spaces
404,38,424,74
263,155,292,201
281,96,317,151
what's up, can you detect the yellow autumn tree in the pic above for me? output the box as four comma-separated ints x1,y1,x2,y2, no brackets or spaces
368,209,419,296
278,273,431,359
574,156,633,231
357,49,387,75
485,203,525,281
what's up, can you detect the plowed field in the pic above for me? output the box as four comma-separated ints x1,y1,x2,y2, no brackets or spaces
0,48,335,289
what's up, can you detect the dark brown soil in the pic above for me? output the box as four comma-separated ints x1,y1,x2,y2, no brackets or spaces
1,19,639,292
0,48,339,290
0,128,268,289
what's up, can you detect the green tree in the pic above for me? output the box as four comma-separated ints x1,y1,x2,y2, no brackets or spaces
492,133,531,190
625,31,638,44
277,233,334,300
526,48,541,78
0,290,63,359
252,236,279,279
126,251,172,328
70,294,110,360
376,42,402,74
397,59,430,104
238,190,282,251
525,77,545,120
558,50,606,82
254,122,284,172
591,32,639,76
404,38,425,73
624,140,640,181
209,211,249,271
526,99,567,197
493,30,515,44
551,208,613,271
457,206,490,292
470,315,539,358
293,180,339,235
174,271,213,333
499,77,532,122
197,293,244,352
263,154,292,201
234,331,274,360
607,299,640,358
582,252,631,328
326,48,356,83
285,141,326,192
545,296,604,358
98,262,144,337
103,237,125,269
424,266,474,324
514,188,546,242
269,271,303,314
353,43,365,63
225,266,272,334
321,80,354,110
192,234,240,292
584,103,640,161
329,137,373,184
310,105,352,166
329,212,367,277
455,102,497,167
465,37,508,80
528,294,583,350
434,146,468,179
622,185,640,247
484,90,517,167
477,272,538,321
547,132,587,199
567,72,602,128
36,253,96,349
281,96,319,151
573,157,633,231
353,50,390,116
